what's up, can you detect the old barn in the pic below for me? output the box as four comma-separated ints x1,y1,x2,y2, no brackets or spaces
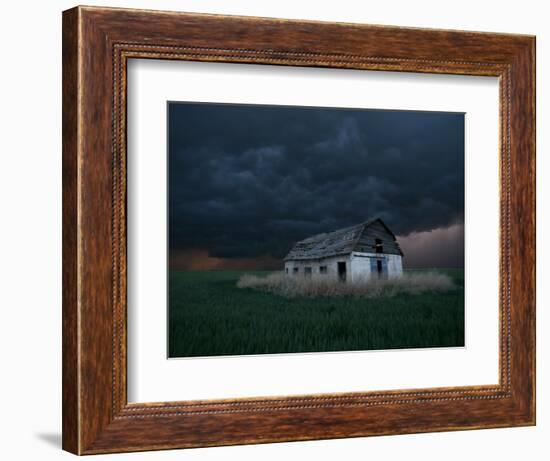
284,218,403,282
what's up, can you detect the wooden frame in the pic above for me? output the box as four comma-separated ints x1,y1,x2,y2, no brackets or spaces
62,5,535,455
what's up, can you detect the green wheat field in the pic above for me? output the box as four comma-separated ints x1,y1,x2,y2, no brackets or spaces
168,269,464,358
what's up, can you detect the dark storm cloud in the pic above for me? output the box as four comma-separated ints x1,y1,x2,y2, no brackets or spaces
168,102,464,268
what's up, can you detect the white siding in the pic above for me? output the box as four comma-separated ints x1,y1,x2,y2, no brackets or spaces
349,253,372,282
285,255,350,282
350,252,403,280
286,252,403,282
385,253,403,278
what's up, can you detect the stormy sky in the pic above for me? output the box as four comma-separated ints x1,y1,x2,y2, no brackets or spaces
168,102,464,269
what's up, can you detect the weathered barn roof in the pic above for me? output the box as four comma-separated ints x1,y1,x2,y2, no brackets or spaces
284,218,403,261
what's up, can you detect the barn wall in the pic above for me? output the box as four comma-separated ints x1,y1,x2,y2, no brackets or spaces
350,252,403,281
285,252,403,282
284,255,350,281
349,253,373,282
354,220,402,256
386,253,403,278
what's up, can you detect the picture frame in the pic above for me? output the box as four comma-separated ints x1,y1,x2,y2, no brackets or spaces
62,5,535,455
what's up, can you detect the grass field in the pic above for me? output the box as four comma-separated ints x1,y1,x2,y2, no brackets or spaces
168,269,464,358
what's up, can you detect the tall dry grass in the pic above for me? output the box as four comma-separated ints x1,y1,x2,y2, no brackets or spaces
237,271,455,298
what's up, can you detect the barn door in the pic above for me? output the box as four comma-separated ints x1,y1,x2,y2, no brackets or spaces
337,262,346,282
370,258,387,278
370,258,377,276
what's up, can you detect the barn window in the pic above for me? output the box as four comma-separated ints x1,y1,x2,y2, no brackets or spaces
293,267,299,274
304,267,312,277
319,266,328,274
285,267,288,274
375,238,383,253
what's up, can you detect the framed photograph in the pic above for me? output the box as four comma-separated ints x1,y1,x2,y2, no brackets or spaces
62,6,535,455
